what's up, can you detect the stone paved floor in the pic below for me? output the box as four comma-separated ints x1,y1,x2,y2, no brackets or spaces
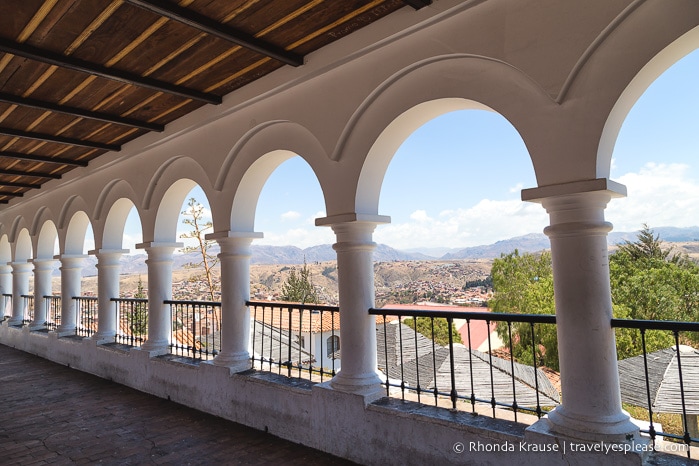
0,344,357,465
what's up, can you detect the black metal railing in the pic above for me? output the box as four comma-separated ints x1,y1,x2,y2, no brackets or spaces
20,294,34,325
370,307,559,423
247,300,340,383
612,318,699,458
111,298,148,347
73,296,97,337
2,293,12,320
165,300,221,361
44,295,61,331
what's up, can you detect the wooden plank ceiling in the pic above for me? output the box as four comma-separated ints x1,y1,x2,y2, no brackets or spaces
0,0,430,206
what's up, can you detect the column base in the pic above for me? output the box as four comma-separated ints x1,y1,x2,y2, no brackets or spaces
55,326,76,337
526,417,651,465
546,405,640,443
212,351,251,373
7,317,23,327
28,321,46,330
140,339,169,356
91,331,116,344
329,370,385,400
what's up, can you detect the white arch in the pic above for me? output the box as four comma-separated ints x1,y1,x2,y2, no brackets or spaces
230,150,297,232
153,179,200,243
598,26,699,177
14,228,32,263
103,198,139,251
35,220,58,260
356,98,492,215
64,211,91,256
0,234,12,264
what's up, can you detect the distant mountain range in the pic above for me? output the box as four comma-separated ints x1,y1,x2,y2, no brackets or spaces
73,226,699,276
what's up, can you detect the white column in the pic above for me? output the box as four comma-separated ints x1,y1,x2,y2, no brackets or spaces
0,263,13,318
208,232,261,371
8,262,32,326
90,249,128,342
138,242,179,354
317,216,388,396
524,179,639,442
29,259,55,329
55,255,86,335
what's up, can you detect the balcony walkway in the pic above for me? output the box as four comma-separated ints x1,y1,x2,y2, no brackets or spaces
0,344,356,465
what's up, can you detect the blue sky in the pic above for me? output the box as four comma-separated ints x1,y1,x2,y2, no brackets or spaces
119,48,699,253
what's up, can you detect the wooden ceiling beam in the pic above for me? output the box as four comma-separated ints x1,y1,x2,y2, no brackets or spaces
0,151,88,167
0,168,61,180
0,126,120,152
123,0,304,67
0,180,42,189
402,0,432,10
0,92,164,132
0,191,23,198
0,37,222,105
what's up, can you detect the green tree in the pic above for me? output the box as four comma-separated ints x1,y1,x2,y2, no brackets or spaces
490,250,559,369
280,260,319,304
180,197,219,301
403,316,462,346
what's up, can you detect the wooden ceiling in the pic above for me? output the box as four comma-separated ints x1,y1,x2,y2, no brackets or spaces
0,0,430,206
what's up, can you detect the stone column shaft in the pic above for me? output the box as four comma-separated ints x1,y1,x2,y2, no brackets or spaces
138,243,179,354
8,262,32,326
326,220,384,396
55,256,85,335
209,232,261,371
527,181,638,442
91,249,127,342
0,264,11,319
30,259,55,329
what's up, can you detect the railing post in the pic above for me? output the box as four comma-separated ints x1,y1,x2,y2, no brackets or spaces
90,249,128,342
206,232,261,371
137,242,179,355
317,215,389,397
8,261,32,326
523,179,639,442
29,259,55,329
55,255,86,336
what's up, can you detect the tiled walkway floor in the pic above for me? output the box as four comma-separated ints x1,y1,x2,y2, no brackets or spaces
0,344,357,465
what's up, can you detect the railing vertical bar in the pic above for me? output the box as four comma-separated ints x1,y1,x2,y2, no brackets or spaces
507,321,518,423
639,328,657,446
466,319,476,414
398,316,406,401
447,316,457,410
530,322,542,418
382,314,389,397
431,317,438,406
673,330,692,458
413,316,421,404
486,319,496,418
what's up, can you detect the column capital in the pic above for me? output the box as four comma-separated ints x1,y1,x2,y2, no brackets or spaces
9,262,33,272
205,231,263,241
54,254,88,261
315,213,391,227
521,178,626,204
135,242,182,251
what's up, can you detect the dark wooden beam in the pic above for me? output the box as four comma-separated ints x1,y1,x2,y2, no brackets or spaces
0,127,120,152
0,168,61,180
0,151,88,167
402,0,432,10
0,180,42,189
124,0,304,67
0,191,22,198
0,37,221,105
0,92,164,132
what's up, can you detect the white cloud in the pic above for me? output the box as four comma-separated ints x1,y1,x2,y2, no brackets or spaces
607,162,699,231
374,198,548,250
281,210,302,221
